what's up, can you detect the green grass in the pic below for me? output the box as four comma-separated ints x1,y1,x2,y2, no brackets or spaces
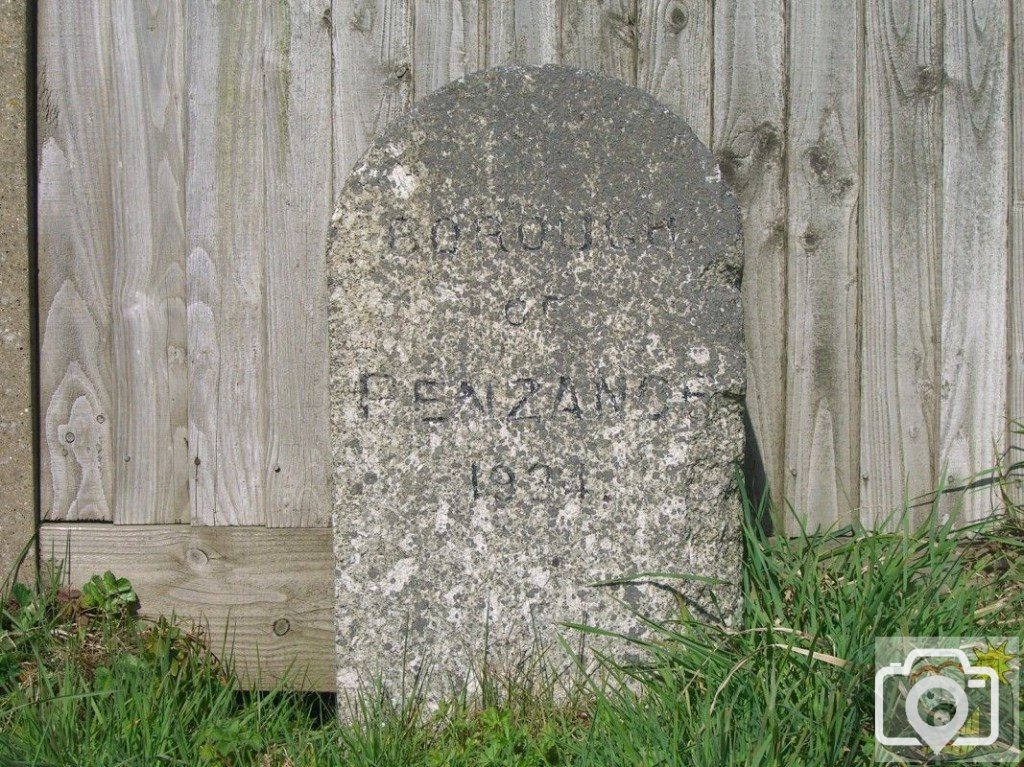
571,488,1024,766
2,485,1022,766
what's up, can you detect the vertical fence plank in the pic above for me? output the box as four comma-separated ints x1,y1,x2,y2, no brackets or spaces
332,0,414,184
783,0,861,530
413,0,487,98
186,1,267,525
264,0,334,527
940,0,1010,519
32,0,1018,538
860,0,942,526
560,0,637,83
110,1,188,524
1009,2,1023,502
514,0,560,64
638,0,713,145
486,0,516,65
712,0,787,517
37,2,115,521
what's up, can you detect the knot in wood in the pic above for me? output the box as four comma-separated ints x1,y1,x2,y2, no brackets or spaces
667,3,688,33
273,618,291,636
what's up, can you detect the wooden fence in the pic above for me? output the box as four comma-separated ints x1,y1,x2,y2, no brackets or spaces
36,1,1023,687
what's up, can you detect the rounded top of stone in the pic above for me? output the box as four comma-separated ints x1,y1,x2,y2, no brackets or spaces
372,62,713,155
335,64,739,233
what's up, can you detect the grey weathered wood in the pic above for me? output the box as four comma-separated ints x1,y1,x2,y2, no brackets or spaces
264,0,334,528
560,0,636,83
331,0,413,183
185,1,266,525
783,0,861,530
514,0,560,63
860,0,941,526
110,1,189,525
939,0,1010,520
37,1,115,522
487,0,516,64
29,0,1024,613
413,0,486,97
1009,3,1024,504
39,524,333,690
638,0,714,145
712,0,787,518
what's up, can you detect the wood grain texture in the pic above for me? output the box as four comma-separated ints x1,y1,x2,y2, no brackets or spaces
39,524,334,690
1009,1,1023,503
514,0,560,64
712,0,787,518
185,1,266,525
940,0,1010,520
783,0,861,530
486,0,516,64
638,0,713,145
560,0,636,83
34,0,1023,546
413,0,486,98
263,0,333,528
332,0,413,185
37,1,114,521
110,1,188,524
860,0,942,526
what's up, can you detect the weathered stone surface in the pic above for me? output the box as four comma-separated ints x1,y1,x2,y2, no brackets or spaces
329,65,744,695
0,0,33,581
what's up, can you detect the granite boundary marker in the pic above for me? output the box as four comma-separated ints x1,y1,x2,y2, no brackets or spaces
329,65,745,696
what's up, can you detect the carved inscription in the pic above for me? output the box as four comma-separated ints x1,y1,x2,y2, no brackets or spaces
361,202,713,506
502,295,565,326
358,372,710,423
470,460,585,503
388,209,680,256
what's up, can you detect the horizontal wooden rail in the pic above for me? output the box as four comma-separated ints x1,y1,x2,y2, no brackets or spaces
39,524,334,691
